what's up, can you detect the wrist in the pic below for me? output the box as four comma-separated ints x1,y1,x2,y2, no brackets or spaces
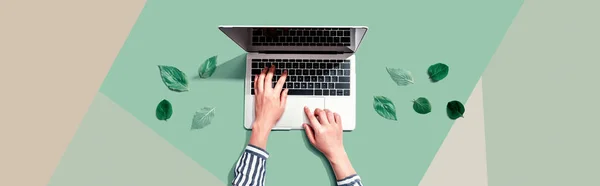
326,150,349,164
248,121,272,149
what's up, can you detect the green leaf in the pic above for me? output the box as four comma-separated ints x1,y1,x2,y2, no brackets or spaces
386,67,414,86
446,100,465,120
156,99,173,121
198,55,217,78
427,63,449,82
158,65,189,92
412,97,431,114
191,107,216,130
373,96,397,121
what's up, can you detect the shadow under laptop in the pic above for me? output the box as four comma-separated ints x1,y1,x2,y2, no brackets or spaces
227,130,337,186
194,53,246,80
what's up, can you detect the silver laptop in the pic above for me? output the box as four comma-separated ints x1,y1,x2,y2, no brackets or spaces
219,25,368,131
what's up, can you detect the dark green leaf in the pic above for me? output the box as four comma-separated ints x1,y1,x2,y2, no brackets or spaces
198,55,217,78
156,99,173,121
191,107,216,130
427,63,449,82
413,97,431,114
373,96,397,121
158,65,189,92
446,100,465,120
386,67,414,86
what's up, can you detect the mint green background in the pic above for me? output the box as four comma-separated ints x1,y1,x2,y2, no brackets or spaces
100,0,522,185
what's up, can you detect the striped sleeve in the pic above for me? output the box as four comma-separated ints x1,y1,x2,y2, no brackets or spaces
337,174,363,186
232,144,269,186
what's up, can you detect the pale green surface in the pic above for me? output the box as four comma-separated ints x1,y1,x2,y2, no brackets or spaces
49,93,225,186
483,0,600,185
99,0,522,185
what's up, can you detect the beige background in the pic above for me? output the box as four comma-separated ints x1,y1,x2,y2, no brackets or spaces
0,0,146,185
1,0,599,185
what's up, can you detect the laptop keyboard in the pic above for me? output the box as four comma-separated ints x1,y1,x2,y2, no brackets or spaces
251,28,352,47
250,58,351,96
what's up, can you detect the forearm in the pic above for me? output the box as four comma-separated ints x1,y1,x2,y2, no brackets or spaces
328,152,363,186
248,122,271,149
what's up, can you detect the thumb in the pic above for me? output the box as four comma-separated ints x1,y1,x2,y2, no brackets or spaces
303,123,317,145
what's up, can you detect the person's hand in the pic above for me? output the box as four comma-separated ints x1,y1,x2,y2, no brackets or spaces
249,65,288,149
303,107,357,180
302,107,346,160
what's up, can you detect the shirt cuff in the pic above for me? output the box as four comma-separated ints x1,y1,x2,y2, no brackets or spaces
245,144,270,159
337,174,361,186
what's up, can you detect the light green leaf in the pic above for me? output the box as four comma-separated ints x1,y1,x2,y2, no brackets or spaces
386,67,414,86
446,100,465,120
198,55,217,78
413,97,431,114
158,65,189,92
191,107,216,130
156,99,173,121
373,96,397,121
427,63,449,82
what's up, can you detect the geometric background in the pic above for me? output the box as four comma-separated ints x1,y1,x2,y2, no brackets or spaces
1,0,599,186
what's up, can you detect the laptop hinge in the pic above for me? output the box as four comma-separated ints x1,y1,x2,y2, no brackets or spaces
258,50,345,54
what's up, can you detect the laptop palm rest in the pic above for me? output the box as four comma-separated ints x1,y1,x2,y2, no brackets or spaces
272,97,324,130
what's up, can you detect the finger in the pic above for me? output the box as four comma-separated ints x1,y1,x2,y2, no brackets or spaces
253,75,258,94
264,65,275,91
280,89,289,107
303,124,317,145
314,108,329,125
257,67,267,93
304,106,321,129
324,109,336,124
334,113,342,126
274,70,287,93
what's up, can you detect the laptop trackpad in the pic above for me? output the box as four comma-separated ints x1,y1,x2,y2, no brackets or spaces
274,97,324,130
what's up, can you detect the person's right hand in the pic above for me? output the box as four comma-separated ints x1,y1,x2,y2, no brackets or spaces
302,107,346,160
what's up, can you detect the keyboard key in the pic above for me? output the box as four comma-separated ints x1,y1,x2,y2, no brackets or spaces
330,90,337,95
318,76,325,82
344,90,350,96
293,63,299,68
333,63,340,69
299,63,305,68
337,90,344,95
338,77,350,82
252,63,258,68
329,83,335,88
288,69,295,75
301,83,307,89
251,89,255,95
304,76,310,82
335,83,350,89
286,77,290,82
282,83,286,88
320,63,326,68
298,76,303,82
286,82,293,88
309,70,315,75
308,83,314,88
311,76,317,82
323,90,329,95
289,89,313,95
344,70,350,75
341,37,350,42
275,69,282,75
252,69,261,75
323,70,329,75
286,63,292,68
341,63,351,69
322,83,328,89
316,70,323,75
303,70,309,75
315,83,321,89
330,70,337,75
338,70,344,75
325,76,331,82
332,76,338,82
291,76,297,82
294,83,300,88
306,63,312,68
315,90,322,95
265,62,271,67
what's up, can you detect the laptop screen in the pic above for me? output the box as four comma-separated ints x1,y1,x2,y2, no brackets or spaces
219,26,367,53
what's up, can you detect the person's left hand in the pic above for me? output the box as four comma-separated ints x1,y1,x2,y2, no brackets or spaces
253,65,288,131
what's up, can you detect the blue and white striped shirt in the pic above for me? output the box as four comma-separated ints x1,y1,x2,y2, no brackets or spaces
232,144,364,186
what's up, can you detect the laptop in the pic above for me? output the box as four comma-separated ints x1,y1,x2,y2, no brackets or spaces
219,25,368,131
